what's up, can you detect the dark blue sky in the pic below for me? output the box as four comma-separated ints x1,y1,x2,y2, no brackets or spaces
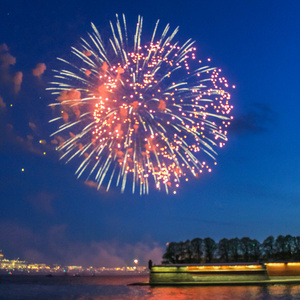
0,0,299,267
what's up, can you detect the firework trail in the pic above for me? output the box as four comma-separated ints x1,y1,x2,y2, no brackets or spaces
48,14,234,194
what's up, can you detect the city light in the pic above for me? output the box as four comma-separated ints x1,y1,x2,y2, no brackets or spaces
0,251,147,275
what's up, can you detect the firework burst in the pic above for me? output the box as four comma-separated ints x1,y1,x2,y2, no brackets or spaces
48,14,234,194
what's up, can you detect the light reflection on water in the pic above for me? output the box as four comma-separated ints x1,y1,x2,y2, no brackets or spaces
1,275,300,299
143,285,300,300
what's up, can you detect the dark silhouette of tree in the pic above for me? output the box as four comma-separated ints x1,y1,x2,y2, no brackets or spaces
191,238,203,263
228,238,240,262
177,241,185,262
240,237,252,262
251,239,261,261
218,238,230,262
162,242,179,263
294,236,300,260
177,240,192,263
262,236,275,261
162,240,193,263
284,235,295,260
183,240,193,263
275,235,286,260
204,237,217,263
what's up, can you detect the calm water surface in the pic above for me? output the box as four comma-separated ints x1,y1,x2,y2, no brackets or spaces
1,274,300,299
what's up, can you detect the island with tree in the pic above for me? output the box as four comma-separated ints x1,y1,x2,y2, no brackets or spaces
148,235,300,285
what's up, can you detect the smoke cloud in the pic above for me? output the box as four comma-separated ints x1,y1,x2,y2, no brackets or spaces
84,180,98,188
13,71,23,93
32,63,46,77
0,96,6,109
0,43,16,68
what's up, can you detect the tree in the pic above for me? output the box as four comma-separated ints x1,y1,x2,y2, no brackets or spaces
251,239,261,261
275,235,286,260
191,238,203,263
293,236,300,260
204,237,217,263
262,236,275,261
218,238,230,262
162,240,193,264
240,237,252,262
177,240,193,263
162,242,179,264
284,235,295,260
183,240,193,263
228,238,240,262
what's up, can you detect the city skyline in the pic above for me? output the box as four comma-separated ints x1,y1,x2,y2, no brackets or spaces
0,249,147,275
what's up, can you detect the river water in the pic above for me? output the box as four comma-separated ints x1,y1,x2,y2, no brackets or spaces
1,274,300,299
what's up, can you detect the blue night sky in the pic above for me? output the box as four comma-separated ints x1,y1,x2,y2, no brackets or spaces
0,0,299,267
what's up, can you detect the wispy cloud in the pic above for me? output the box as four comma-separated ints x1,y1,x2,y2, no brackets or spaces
27,192,55,215
231,103,275,135
168,215,239,227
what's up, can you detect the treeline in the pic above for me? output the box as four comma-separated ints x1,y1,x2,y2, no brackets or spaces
162,235,300,264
